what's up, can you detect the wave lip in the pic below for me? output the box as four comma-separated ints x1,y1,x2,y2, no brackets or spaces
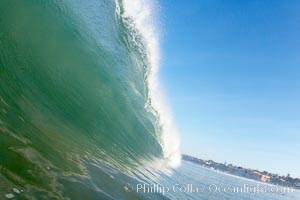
117,0,181,167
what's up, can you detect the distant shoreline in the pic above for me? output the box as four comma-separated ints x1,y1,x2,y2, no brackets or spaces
182,154,300,190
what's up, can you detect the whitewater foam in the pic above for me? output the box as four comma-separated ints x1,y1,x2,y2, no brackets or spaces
116,0,181,167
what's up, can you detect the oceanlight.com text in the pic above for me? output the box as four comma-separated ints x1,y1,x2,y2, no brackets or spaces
134,183,295,196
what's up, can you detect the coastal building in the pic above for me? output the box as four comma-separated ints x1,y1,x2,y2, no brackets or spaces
261,175,270,182
182,154,298,188
252,171,262,181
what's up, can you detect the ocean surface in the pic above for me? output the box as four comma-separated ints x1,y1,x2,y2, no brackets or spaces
0,0,298,199
162,161,300,200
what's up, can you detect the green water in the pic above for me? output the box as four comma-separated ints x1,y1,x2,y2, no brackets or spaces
0,0,167,199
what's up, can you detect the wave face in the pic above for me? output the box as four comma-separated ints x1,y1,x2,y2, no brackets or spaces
0,0,180,199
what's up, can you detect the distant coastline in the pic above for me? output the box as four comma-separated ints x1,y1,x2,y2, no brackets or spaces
182,154,300,190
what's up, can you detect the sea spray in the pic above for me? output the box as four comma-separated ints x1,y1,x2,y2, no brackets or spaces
116,0,181,168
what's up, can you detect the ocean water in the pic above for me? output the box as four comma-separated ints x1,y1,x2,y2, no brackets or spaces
0,0,298,199
160,161,300,200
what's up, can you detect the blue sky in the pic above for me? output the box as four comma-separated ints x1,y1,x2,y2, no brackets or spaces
160,0,300,177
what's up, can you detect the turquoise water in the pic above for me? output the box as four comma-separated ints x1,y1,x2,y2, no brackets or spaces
0,0,298,199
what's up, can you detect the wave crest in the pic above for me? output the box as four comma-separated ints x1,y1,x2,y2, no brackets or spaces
116,0,181,167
